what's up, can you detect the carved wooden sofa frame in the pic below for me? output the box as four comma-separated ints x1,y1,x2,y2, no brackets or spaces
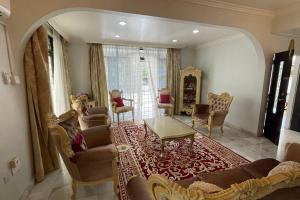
147,170,300,200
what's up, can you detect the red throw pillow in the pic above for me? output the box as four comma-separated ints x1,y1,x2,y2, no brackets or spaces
71,132,87,152
160,94,170,103
113,97,124,107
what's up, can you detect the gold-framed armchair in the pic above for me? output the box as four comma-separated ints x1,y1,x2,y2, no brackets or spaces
70,94,110,130
48,110,119,200
109,89,134,124
192,92,233,137
157,88,175,116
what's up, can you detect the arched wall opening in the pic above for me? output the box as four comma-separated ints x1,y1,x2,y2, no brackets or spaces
3,1,296,199
20,8,266,135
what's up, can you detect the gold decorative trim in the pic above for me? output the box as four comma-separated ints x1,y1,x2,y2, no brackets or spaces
148,170,300,200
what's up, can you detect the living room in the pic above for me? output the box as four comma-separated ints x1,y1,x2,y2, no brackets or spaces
1,1,300,200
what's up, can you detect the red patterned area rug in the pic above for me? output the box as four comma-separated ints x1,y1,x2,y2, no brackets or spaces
111,121,249,200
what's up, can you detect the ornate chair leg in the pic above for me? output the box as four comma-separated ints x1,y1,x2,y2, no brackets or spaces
132,110,134,122
112,113,115,122
112,160,119,194
117,113,120,125
220,125,224,134
71,179,78,200
208,126,212,137
192,120,195,128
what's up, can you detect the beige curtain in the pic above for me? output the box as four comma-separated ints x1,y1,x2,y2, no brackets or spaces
167,48,181,114
61,36,72,104
89,44,108,107
24,26,60,182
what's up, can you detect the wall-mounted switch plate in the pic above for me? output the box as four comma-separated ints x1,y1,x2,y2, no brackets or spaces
9,157,21,175
2,72,11,84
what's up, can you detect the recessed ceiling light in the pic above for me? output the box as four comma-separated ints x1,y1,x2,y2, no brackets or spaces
119,21,127,26
172,39,178,43
115,35,120,38
193,29,199,34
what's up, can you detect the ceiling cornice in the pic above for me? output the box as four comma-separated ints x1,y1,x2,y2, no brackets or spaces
181,0,275,17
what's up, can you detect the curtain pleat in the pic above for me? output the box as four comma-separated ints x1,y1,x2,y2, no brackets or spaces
61,36,72,104
167,48,181,114
90,44,108,107
24,26,60,182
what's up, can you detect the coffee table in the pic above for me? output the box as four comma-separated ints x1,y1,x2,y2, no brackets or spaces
144,116,196,157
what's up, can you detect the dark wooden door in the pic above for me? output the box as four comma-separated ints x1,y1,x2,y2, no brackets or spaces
264,44,294,145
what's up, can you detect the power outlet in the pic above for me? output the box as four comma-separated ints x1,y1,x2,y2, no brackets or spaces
9,157,21,175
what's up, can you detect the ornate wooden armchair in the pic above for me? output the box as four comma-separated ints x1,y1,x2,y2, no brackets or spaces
157,88,175,116
109,89,134,124
192,92,233,137
48,110,118,200
70,94,110,130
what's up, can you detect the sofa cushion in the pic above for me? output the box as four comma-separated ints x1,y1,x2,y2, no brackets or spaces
283,143,300,163
197,167,255,189
242,158,280,178
268,161,300,177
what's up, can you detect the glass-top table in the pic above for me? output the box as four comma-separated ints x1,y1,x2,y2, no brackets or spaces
144,116,196,157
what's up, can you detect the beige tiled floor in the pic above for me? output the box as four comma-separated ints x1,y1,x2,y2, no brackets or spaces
26,115,300,200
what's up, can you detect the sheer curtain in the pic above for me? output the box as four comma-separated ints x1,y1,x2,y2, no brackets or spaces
103,45,167,120
52,31,70,115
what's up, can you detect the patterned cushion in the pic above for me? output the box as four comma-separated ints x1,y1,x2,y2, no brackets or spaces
71,131,87,152
188,181,223,193
58,116,80,140
268,161,300,177
209,98,230,112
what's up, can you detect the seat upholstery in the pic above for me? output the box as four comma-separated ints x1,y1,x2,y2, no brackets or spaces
192,92,233,137
48,110,118,199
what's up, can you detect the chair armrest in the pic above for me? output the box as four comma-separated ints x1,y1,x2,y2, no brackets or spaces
73,144,118,163
126,176,152,200
82,126,112,148
193,104,209,115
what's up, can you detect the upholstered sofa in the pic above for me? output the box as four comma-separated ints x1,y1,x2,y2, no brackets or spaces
126,143,300,200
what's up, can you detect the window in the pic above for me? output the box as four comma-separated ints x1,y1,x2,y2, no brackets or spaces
103,45,167,120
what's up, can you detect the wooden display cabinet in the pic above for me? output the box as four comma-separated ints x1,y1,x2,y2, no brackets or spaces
179,66,202,115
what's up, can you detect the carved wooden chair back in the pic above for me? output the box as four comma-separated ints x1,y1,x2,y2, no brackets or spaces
208,92,233,112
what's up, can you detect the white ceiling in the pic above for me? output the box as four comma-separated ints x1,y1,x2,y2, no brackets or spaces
49,11,238,48
219,0,300,11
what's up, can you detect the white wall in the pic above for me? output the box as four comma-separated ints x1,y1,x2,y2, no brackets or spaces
181,46,196,68
194,34,261,134
68,42,91,95
0,24,33,200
